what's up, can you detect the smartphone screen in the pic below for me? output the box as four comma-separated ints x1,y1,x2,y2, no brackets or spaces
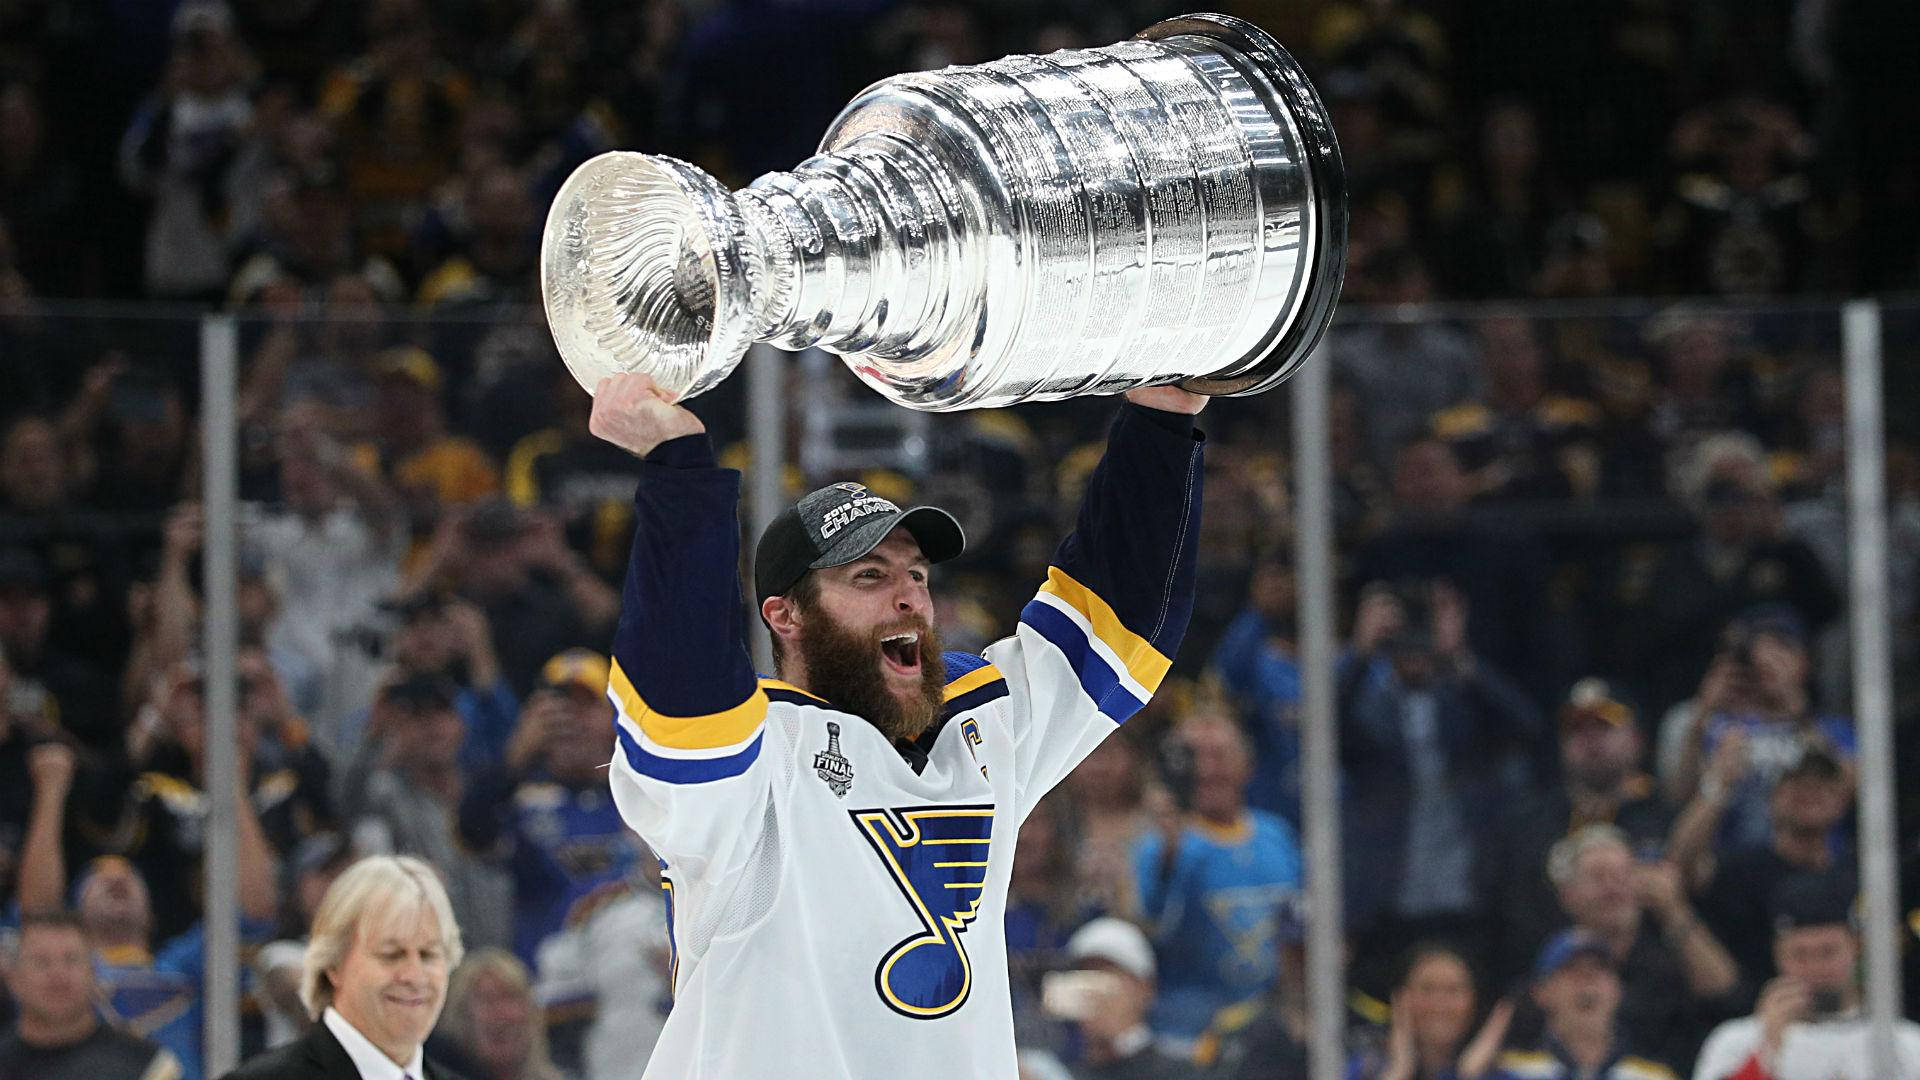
1041,969,1122,1021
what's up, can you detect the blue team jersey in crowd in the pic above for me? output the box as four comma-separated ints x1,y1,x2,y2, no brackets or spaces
501,778,649,964
1488,1045,1676,1080
95,920,269,1080
1135,808,1304,1041
1210,610,1304,823
1701,711,1854,849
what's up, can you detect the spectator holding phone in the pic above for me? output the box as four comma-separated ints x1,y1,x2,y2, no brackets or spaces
1659,608,1853,854
376,590,519,773
1046,917,1200,1080
1632,434,1840,719
349,673,512,952
1134,712,1303,1052
405,500,618,698
459,649,650,966
1339,578,1541,992
1691,874,1920,1079
1695,746,1853,995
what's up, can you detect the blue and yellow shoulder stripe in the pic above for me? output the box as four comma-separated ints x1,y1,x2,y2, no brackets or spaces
941,655,1005,778
1019,567,1173,723
760,677,827,708
942,652,1008,716
609,658,767,785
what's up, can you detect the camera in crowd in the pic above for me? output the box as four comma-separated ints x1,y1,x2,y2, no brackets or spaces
1379,579,1437,658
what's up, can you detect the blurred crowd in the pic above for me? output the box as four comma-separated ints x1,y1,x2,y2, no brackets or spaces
3,1,1920,1080
1,0,1917,310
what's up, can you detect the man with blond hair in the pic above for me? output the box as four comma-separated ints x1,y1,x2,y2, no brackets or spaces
221,855,467,1080
1548,824,1740,1070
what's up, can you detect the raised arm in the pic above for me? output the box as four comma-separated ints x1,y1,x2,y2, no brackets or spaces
990,387,1206,816
18,742,75,914
591,375,779,879
234,752,282,923
1637,859,1741,999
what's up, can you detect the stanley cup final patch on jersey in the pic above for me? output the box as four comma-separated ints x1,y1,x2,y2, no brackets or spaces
850,805,995,1019
814,722,855,797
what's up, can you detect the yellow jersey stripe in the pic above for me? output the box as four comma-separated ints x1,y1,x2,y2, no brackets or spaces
610,658,767,750
1039,567,1172,693
1617,1057,1679,1080
943,664,1005,701
759,677,826,702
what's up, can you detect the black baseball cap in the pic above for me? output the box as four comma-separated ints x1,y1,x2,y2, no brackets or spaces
379,673,460,711
1771,871,1856,935
753,482,965,604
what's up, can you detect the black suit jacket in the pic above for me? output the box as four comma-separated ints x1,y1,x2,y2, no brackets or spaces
219,1019,467,1080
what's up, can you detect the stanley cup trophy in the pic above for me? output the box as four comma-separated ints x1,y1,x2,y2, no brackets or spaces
541,13,1346,411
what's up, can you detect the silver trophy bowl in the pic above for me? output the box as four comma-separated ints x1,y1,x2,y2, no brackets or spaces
542,12,1346,410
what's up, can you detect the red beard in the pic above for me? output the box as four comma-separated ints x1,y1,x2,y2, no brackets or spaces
800,607,948,742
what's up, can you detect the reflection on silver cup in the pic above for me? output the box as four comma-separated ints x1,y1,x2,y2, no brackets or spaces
542,13,1346,410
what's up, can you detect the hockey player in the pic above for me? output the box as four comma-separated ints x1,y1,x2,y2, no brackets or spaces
588,372,1205,1077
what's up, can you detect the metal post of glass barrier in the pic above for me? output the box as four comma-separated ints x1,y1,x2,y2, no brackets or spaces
200,313,241,1078
1842,299,1902,1075
747,343,787,674
1292,345,1345,1080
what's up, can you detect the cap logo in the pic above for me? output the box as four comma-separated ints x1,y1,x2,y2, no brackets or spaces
819,494,899,539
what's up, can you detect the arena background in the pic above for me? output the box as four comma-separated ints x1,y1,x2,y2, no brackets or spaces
1,1,1918,1078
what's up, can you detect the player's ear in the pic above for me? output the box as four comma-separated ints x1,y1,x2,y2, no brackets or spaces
762,593,801,643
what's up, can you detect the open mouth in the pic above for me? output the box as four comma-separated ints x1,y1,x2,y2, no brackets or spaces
879,631,922,676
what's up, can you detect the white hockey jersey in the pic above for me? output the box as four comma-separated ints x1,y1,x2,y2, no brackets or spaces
604,404,1203,1078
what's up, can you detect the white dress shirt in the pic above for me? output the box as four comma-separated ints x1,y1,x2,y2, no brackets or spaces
324,1007,426,1080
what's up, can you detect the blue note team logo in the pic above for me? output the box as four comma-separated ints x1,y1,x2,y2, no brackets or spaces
850,805,995,1019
